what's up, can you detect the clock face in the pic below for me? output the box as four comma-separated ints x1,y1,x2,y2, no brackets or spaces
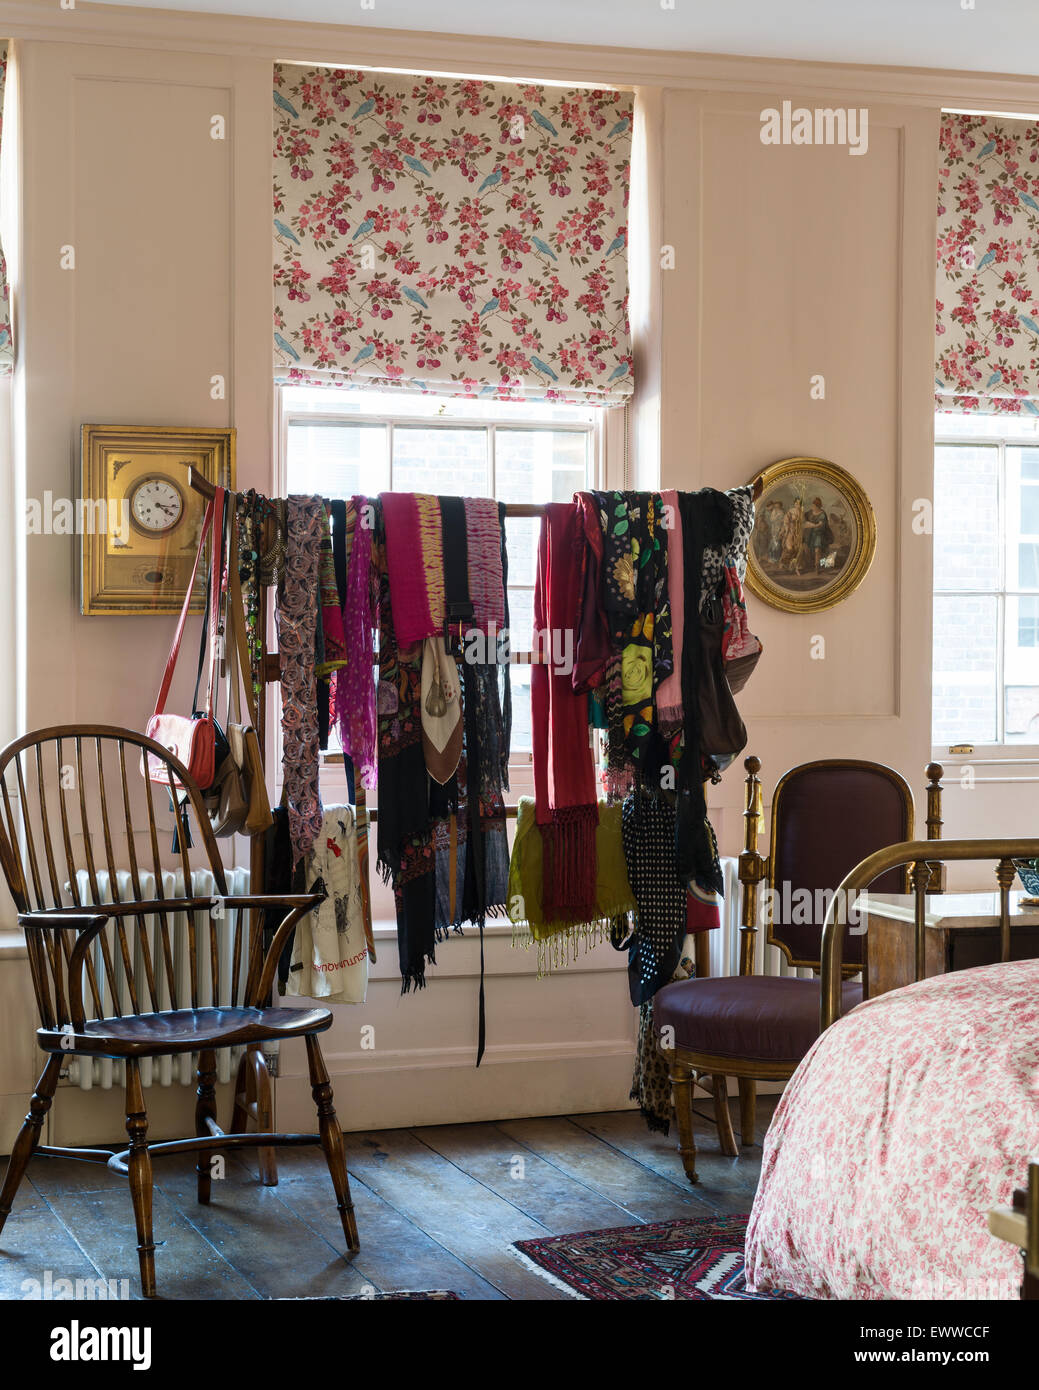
128,475,185,535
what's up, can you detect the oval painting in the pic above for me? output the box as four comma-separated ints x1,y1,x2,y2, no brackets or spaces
746,458,876,614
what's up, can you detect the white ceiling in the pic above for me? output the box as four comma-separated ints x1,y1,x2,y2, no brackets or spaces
97,0,1039,77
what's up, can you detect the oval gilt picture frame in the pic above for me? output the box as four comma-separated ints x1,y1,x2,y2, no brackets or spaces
745,457,876,614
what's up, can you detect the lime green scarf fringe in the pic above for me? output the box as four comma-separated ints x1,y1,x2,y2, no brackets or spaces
508,796,635,976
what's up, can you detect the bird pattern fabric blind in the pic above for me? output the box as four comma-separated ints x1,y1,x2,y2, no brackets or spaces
937,112,1039,415
0,45,12,378
273,64,633,403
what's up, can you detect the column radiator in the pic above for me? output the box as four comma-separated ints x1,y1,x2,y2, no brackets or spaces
63,866,261,1091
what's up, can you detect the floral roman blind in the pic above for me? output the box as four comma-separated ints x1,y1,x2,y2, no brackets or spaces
273,64,633,403
936,111,1039,415
0,44,12,378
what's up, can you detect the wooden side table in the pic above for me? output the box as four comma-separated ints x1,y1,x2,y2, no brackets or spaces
865,891,1039,999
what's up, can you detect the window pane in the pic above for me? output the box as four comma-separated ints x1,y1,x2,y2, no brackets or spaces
286,423,388,497
507,586,534,651
932,594,998,744
496,429,589,506
509,666,533,754
391,427,488,495
1018,543,1039,589
1005,595,1039,742
504,516,538,588
1006,686,1039,741
497,430,590,588
1022,484,1039,535
1017,594,1039,647
1021,449,1039,481
933,445,999,590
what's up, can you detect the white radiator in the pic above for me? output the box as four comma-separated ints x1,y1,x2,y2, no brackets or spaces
64,867,260,1091
708,856,812,980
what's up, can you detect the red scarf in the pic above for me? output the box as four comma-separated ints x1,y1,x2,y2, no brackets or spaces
531,503,599,919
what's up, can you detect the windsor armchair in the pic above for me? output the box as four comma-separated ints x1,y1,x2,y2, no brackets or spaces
656,757,933,1183
0,725,359,1297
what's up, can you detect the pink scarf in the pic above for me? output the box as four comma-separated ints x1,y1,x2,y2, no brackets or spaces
463,497,504,631
656,488,684,733
379,491,444,645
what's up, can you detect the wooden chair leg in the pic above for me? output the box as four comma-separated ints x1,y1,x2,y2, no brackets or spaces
0,1054,62,1238
711,1074,739,1157
305,1033,359,1253
195,1048,217,1205
669,1059,699,1185
125,1059,157,1299
232,1046,278,1187
738,1078,757,1147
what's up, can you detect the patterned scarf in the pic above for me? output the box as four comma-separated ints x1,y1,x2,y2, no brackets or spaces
595,490,673,774
280,496,325,866
315,504,347,677
463,496,505,632
235,489,281,716
379,491,445,644
622,793,688,1006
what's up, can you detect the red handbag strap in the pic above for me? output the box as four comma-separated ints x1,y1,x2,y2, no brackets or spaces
152,488,225,718
203,487,226,718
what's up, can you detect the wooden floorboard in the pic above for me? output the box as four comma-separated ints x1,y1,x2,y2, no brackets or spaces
496,1114,723,1223
270,1148,507,1300
415,1120,651,1233
339,1128,571,1299
0,1102,771,1299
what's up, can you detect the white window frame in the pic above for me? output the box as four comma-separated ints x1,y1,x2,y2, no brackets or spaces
933,419,1039,770
274,386,624,803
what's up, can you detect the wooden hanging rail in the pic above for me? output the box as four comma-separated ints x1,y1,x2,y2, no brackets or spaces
187,469,765,508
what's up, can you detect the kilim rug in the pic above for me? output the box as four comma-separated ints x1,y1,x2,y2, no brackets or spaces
513,1214,803,1300
284,1291,460,1301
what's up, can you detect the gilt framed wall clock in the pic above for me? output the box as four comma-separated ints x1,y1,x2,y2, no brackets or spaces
80,425,235,615
745,457,876,614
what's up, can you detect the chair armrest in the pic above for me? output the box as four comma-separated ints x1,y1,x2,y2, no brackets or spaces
244,895,325,1006
18,910,113,1030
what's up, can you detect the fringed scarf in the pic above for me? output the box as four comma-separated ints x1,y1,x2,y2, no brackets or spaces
508,796,634,976
280,496,326,867
379,491,445,644
531,503,599,921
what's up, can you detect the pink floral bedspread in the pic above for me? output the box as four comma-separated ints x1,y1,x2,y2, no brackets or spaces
745,959,1039,1299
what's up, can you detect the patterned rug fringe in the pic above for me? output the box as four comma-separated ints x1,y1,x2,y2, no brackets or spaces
508,1247,587,1300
